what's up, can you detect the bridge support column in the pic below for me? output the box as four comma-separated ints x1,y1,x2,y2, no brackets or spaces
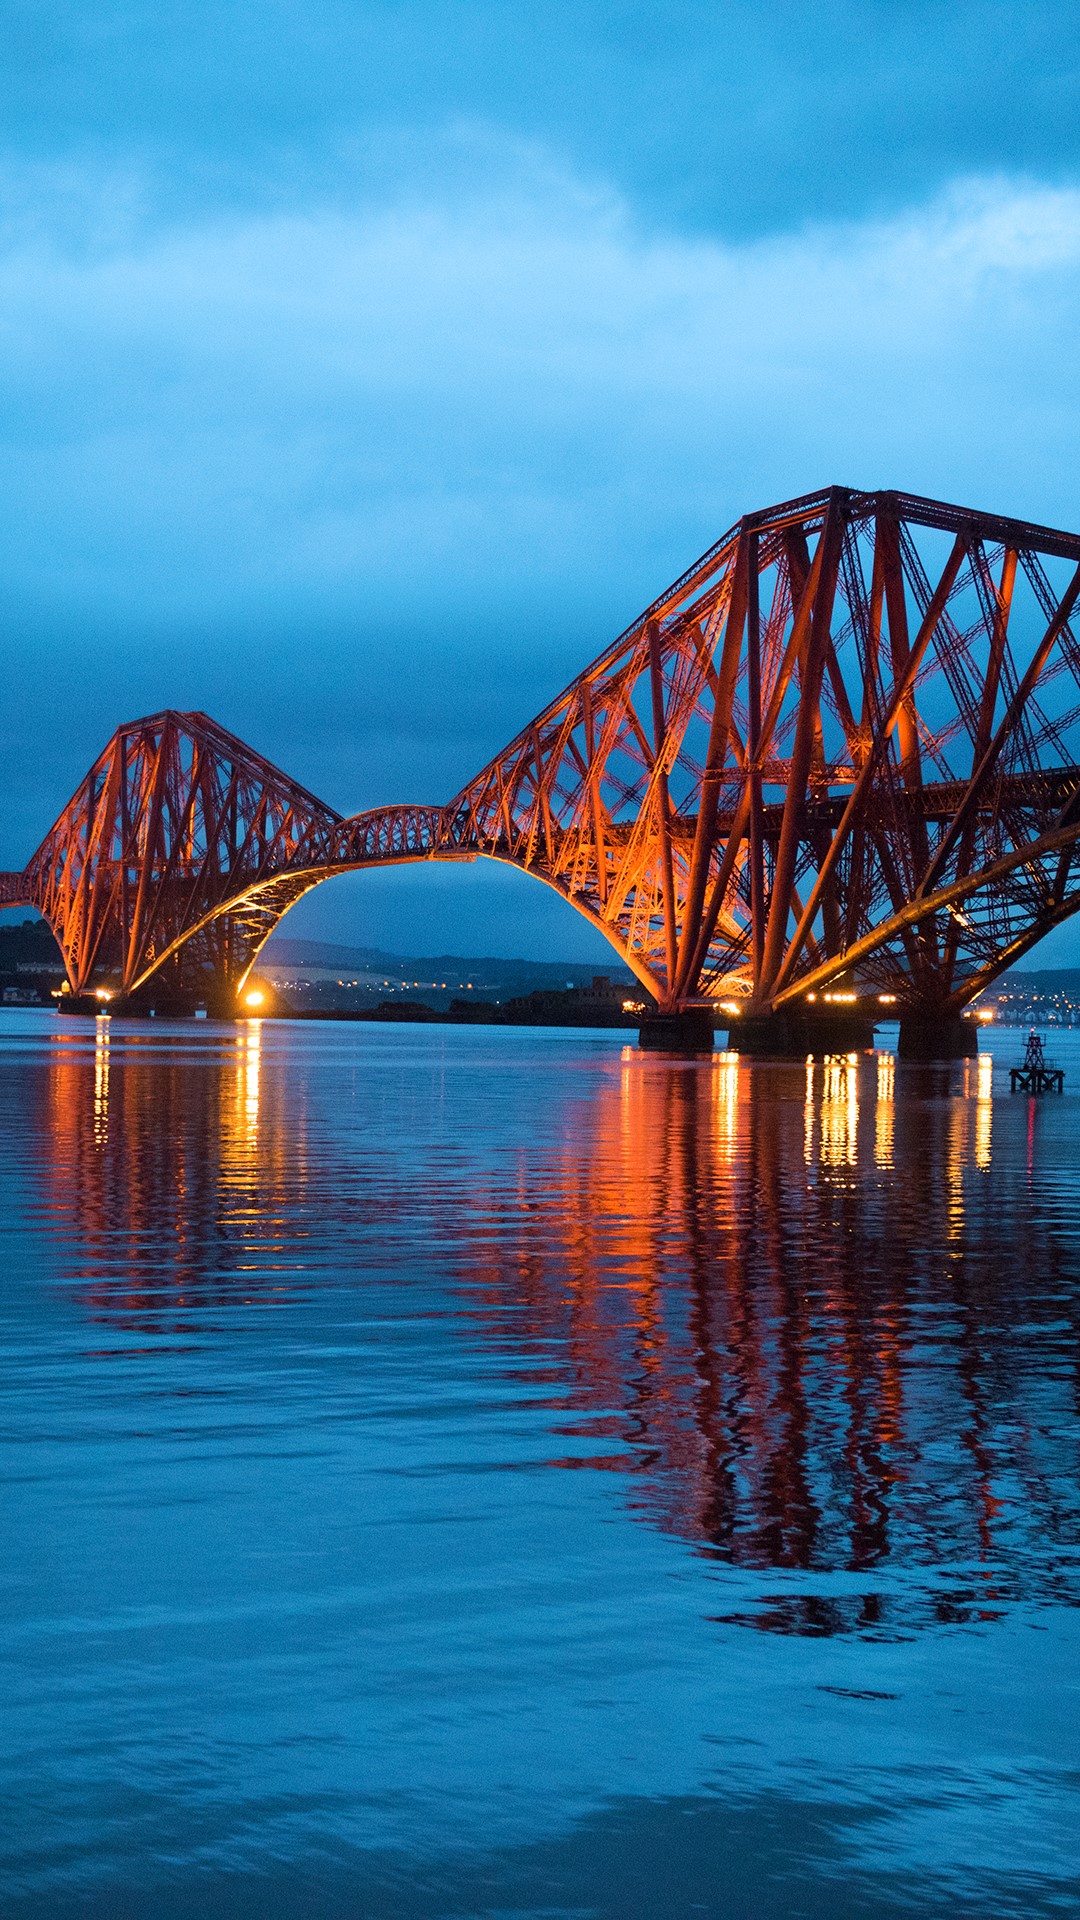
896,1016,979,1060
638,1010,716,1052
724,1011,876,1058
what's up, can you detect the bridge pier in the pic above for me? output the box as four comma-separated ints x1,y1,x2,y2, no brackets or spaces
56,990,218,1019
638,1010,716,1052
723,1010,877,1058
55,974,283,1020
896,1015,979,1060
637,1007,882,1057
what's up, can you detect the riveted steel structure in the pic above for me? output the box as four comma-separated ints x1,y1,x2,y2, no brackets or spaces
5,486,1080,1033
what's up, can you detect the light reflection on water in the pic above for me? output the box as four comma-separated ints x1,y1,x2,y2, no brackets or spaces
2,1011,1080,1918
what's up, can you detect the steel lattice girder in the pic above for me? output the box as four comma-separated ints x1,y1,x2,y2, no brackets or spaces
15,711,344,995
7,486,1080,1013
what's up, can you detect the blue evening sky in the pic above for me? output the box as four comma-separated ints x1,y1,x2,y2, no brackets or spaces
4,1,1080,959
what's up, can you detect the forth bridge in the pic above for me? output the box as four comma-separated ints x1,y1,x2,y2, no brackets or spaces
5,485,1080,1058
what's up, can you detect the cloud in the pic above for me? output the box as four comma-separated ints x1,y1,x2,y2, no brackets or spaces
7,0,1080,240
4,146,1080,950
2,157,1080,626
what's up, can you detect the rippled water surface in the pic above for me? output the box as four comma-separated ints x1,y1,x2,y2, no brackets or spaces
3,1010,1080,1918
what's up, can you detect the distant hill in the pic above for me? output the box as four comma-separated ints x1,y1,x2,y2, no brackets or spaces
0,918,63,964
6,916,1077,999
999,968,1080,992
261,937,635,991
265,941,1080,990
264,939,410,970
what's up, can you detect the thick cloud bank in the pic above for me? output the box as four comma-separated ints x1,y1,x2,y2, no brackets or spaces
3,151,1080,951
4,159,1080,620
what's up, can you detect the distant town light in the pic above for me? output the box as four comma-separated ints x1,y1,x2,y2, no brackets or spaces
94,988,112,1002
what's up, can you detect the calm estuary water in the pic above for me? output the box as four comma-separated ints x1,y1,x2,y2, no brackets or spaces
2,1010,1080,1919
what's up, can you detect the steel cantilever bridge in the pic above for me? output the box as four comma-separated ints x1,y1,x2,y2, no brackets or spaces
6,484,1080,1054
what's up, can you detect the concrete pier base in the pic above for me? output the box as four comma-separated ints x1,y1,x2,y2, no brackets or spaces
55,977,280,1020
56,991,211,1019
896,1016,979,1060
638,1010,717,1053
725,1011,877,1058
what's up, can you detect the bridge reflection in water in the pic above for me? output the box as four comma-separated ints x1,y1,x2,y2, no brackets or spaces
33,1026,1077,1635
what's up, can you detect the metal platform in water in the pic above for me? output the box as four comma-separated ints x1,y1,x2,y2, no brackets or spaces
1010,1030,1064,1093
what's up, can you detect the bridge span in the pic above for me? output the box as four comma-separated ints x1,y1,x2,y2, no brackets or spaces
5,485,1080,1056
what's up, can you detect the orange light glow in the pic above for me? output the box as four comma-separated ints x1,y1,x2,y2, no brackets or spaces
243,989,265,1010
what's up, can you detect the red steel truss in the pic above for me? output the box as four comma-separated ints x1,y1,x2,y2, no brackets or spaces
0,713,345,999
6,485,1080,1014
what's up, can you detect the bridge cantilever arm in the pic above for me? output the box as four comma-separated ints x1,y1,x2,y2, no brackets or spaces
671,528,749,1001
769,533,968,998
772,817,1080,1007
758,493,847,997
952,892,1080,1008
678,519,837,997
915,559,1080,900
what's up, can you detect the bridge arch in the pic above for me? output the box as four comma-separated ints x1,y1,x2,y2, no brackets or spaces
112,844,667,1007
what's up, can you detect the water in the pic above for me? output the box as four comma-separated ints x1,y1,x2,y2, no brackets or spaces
2,1010,1079,1919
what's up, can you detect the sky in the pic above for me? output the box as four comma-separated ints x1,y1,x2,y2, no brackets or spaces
4,0,1080,959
